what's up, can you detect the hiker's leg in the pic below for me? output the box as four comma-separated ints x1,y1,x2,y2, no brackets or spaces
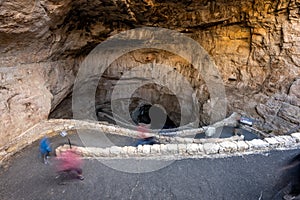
43,151,50,164
43,153,47,164
75,168,84,180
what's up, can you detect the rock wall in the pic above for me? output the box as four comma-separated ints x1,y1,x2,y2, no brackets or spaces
256,78,300,134
0,0,300,148
0,61,75,147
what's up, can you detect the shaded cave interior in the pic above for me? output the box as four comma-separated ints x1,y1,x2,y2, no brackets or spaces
50,49,211,130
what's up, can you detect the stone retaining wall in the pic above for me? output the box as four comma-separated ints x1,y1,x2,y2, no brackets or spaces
56,133,300,160
0,118,204,164
0,116,237,164
1,118,300,165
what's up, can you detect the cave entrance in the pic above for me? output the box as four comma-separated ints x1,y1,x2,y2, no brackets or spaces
50,49,209,129
131,104,178,129
95,82,183,130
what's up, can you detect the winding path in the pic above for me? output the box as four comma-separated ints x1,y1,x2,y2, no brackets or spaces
0,133,299,200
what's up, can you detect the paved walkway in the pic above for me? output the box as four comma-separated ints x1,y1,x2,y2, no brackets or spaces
0,133,299,200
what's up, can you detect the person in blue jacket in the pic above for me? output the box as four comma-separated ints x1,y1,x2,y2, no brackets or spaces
39,137,52,164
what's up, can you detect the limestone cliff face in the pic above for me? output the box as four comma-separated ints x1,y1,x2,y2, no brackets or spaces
0,0,300,146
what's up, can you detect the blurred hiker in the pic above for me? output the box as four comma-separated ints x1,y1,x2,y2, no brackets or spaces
233,116,241,136
282,154,300,200
56,148,84,180
273,154,300,200
39,137,52,164
135,123,157,146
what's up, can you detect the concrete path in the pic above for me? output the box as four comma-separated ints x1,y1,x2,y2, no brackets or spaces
0,133,299,200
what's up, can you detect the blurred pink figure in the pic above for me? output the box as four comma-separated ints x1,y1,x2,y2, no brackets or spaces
135,123,157,146
137,123,150,139
56,148,84,180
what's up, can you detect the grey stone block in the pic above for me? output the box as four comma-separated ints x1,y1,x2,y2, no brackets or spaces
142,145,151,154
137,145,144,155
160,144,168,154
120,146,128,156
264,137,281,147
127,146,137,156
109,146,123,156
219,141,238,153
236,141,249,151
203,143,220,154
174,137,186,143
178,144,187,154
183,138,194,143
95,148,110,157
273,136,286,147
167,144,178,154
246,139,269,150
186,143,200,154
291,132,300,142
275,135,296,146
150,144,161,154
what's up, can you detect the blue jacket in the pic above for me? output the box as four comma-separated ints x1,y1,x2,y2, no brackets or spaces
39,137,52,154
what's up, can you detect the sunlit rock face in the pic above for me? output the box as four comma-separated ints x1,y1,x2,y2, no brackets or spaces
0,0,300,146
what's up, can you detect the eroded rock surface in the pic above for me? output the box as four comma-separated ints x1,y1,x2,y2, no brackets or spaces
257,79,300,133
0,60,75,146
0,0,300,148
